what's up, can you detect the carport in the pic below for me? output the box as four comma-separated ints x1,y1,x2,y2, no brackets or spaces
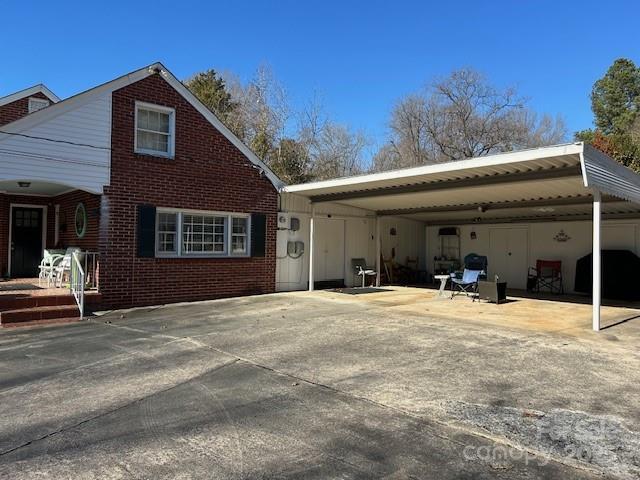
281,143,640,331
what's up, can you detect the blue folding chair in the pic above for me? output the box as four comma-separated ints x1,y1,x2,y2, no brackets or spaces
450,254,487,300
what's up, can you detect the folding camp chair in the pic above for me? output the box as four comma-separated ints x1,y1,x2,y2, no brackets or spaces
527,260,563,294
450,253,488,300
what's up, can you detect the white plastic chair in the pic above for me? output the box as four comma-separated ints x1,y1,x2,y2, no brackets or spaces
52,248,81,288
38,249,65,287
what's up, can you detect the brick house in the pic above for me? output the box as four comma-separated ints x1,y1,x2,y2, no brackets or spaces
0,63,283,321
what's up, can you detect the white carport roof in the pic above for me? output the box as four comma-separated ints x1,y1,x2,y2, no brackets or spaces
282,143,640,224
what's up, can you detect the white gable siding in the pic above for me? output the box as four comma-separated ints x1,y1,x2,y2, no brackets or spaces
0,93,111,193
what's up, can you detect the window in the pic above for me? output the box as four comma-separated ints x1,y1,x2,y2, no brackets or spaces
135,102,175,157
157,212,177,254
75,202,87,238
155,209,250,257
28,97,50,113
231,217,248,254
182,214,226,254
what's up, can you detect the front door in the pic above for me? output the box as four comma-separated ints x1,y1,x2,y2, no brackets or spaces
10,207,43,277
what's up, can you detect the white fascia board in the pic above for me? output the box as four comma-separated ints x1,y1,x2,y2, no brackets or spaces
156,64,285,190
0,84,61,107
282,142,584,195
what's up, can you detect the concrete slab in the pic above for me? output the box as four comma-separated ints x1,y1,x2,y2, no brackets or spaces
1,287,638,478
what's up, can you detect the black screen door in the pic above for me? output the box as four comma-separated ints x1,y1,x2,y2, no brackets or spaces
10,207,43,278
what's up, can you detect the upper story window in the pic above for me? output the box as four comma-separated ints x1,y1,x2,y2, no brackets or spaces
135,102,175,158
28,97,50,113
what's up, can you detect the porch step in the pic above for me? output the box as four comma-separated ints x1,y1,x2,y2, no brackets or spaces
1,317,82,329
0,305,81,326
0,292,102,312
0,294,75,311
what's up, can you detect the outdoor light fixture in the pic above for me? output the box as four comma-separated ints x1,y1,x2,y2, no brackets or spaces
17,181,30,188
477,205,487,213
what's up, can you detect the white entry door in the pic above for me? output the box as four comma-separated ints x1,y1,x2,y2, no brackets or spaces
489,227,528,289
314,218,345,282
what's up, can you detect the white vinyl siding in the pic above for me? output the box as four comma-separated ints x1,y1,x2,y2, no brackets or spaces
0,93,112,194
134,102,175,158
155,209,250,258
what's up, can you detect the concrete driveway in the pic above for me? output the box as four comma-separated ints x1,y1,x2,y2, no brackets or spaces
1,287,639,479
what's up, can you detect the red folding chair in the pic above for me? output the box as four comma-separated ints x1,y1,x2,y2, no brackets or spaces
527,260,564,294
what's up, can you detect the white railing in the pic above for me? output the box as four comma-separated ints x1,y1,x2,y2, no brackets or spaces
83,251,99,290
70,251,85,318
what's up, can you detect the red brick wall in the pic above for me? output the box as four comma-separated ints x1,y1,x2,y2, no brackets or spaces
0,190,99,277
52,190,100,251
100,73,278,309
0,92,52,126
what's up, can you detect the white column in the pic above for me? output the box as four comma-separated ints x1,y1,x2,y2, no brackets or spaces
308,205,315,291
375,216,381,287
592,190,601,332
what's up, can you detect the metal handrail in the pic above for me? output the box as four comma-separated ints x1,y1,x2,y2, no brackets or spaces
83,251,100,290
70,251,85,318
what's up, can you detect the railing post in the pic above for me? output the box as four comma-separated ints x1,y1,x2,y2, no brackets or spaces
592,190,601,332
71,251,85,319
309,205,315,291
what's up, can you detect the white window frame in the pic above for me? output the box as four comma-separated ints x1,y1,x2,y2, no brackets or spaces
156,211,179,255
231,216,249,255
155,208,251,258
134,101,176,158
28,97,50,113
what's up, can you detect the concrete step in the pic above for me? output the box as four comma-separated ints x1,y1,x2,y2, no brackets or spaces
0,317,82,329
0,294,76,312
0,305,81,325
0,292,102,312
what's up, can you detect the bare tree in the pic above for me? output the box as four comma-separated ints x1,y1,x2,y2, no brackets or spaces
222,64,290,158
389,94,430,167
309,123,368,179
370,143,402,172
379,68,567,170
297,95,370,180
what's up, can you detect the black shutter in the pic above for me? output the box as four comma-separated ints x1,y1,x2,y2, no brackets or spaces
137,204,156,258
251,213,267,257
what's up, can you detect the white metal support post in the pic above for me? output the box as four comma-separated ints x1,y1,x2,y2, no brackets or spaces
309,205,315,291
592,190,602,332
375,216,381,287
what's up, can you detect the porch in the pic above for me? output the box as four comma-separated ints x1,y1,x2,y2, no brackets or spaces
0,278,102,327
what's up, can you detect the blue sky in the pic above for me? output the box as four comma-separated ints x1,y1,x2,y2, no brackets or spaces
2,0,639,155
